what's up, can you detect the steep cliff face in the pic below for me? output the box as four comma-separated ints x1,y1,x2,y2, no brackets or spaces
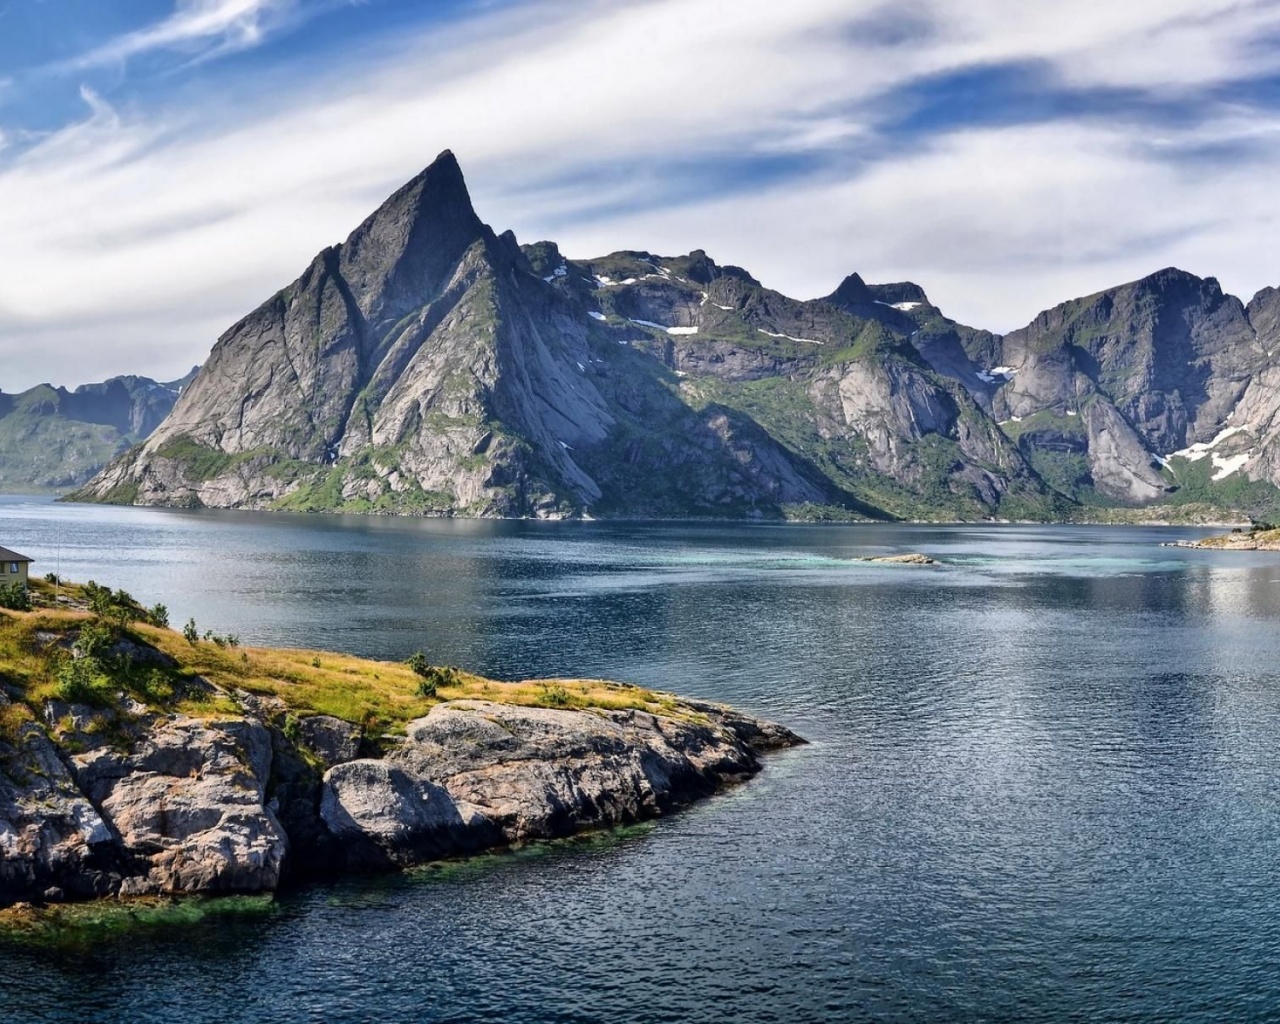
72,152,1280,520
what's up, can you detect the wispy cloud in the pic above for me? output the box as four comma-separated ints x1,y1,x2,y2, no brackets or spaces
66,0,302,70
2,0,1280,389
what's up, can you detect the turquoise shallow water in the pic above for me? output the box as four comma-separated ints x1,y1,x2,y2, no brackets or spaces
3,497,1280,1023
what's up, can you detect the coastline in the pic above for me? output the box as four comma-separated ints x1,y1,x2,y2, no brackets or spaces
0,584,803,911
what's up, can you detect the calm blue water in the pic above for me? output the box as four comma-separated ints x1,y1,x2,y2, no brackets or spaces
3,496,1280,1023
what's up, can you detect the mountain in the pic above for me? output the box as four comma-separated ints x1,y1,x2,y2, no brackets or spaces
71,151,1280,521
0,370,196,492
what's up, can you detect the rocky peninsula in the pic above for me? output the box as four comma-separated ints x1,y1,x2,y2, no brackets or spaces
0,580,801,908
1165,525,1280,550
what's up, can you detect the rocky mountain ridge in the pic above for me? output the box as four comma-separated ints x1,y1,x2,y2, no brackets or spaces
71,151,1280,520
0,371,196,492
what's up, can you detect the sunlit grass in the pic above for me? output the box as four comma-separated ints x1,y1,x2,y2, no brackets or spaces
0,603,699,735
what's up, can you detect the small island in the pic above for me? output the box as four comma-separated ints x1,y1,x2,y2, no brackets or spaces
1166,523,1280,550
0,578,801,910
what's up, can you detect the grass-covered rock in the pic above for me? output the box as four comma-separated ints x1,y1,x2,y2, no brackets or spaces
0,578,802,910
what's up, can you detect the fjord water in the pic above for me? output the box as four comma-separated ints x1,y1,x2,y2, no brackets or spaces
4,497,1280,1023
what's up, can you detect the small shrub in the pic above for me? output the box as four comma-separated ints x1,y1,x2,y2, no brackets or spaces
134,668,174,704
412,663,458,699
149,603,169,628
0,583,30,612
43,573,59,585
406,651,430,678
74,619,117,660
183,618,199,645
537,682,573,708
311,656,321,668
87,586,114,617
56,656,111,706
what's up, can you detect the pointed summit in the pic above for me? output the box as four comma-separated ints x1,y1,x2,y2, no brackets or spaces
338,150,487,329
827,272,873,309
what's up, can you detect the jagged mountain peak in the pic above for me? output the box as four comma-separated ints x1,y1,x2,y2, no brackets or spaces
337,150,488,329
828,272,872,308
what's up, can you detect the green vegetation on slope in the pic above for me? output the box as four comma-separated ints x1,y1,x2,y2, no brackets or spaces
0,579,695,745
1160,454,1280,519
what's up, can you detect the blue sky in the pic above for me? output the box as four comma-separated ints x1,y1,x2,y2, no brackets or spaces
3,0,1280,389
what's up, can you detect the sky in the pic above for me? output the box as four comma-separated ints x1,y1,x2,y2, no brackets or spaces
3,0,1280,390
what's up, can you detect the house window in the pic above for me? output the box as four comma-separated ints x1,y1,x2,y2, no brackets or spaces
9,563,17,574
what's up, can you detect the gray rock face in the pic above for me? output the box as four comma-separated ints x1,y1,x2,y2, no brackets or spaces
0,722,117,903
320,700,793,868
70,714,287,897
297,714,362,766
0,693,801,906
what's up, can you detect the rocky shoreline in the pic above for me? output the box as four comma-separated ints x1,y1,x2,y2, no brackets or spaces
1,657,801,909
1163,526,1280,551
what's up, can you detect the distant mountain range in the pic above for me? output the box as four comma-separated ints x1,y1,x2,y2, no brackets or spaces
68,151,1280,521
0,371,196,492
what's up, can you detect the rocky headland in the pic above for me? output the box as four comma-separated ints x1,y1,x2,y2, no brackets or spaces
1165,525,1280,550
0,580,800,909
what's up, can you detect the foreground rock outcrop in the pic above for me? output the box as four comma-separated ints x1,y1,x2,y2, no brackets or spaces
0,688,799,908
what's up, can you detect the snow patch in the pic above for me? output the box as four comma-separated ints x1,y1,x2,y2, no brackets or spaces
1212,451,1252,480
629,318,700,336
874,300,923,312
976,366,1017,384
1167,425,1249,462
713,303,735,311
559,441,574,451
588,311,607,321
758,329,821,345
576,362,585,372
1066,410,1078,417
542,264,569,282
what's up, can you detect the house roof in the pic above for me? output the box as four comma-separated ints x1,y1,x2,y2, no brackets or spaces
0,547,33,563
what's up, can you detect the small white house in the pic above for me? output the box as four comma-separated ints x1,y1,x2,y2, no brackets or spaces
0,547,33,587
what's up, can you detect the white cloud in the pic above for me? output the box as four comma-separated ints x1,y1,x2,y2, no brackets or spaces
1,0,1279,389
555,119,1280,331
67,0,301,69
